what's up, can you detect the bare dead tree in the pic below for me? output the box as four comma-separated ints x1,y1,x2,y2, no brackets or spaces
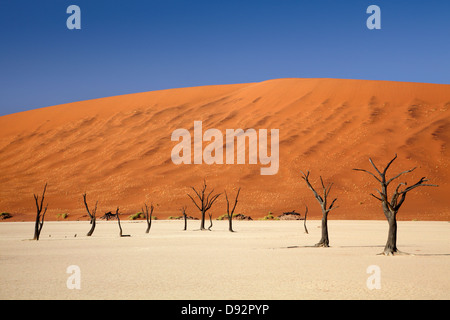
100,211,115,220
142,203,154,233
33,183,48,240
225,187,241,232
82,193,98,237
187,179,221,230
115,207,130,237
279,206,308,233
208,212,213,231
302,205,309,234
180,206,188,231
301,171,338,247
353,154,438,255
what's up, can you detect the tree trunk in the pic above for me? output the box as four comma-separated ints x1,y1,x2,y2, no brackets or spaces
116,213,130,237
208,213,213,231
33,215,40,240
228,215,234,232
303,218,308,234
200,210,206,230
87,218,96,236
33,215,44,240
146,217,152,233
118,215,123,237
316,212,329,247
384,213,398,255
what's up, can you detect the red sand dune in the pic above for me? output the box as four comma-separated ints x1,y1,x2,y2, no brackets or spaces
0,78,449,221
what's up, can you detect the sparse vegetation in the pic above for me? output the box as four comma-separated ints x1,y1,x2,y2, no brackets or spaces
56,213,69,220
0,212,12,220
12,154,438,254
217,213,252,220
129,212,144,220
260,212,278,220
216,214,229,220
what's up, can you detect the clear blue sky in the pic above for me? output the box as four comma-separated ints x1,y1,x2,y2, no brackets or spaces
0,0,449,116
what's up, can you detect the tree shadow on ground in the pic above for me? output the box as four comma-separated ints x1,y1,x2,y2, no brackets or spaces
282,245,450,256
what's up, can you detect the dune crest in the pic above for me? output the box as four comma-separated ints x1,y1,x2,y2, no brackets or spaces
0,78,449,221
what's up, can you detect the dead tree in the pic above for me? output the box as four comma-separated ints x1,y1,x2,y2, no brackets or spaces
208,212,213,231
187,179,221,230
225,187,241,232
302,205,309,234
180,206,188,231
33,183,48,240
115,207,130,237
141,203,154,233
101,211,115,220
82,193,98,236
353,154,438,255
301,171,337,247
279,206,308,233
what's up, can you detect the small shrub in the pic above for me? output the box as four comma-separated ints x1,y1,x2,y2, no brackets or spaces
260,212,278,220
56,213,69,220
216,214,228,220
129,212,144,220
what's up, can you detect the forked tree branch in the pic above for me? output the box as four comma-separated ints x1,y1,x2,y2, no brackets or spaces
301,171,324,204
33,183,48,240
354,155,438,213
187,179,221,230
301,171,337,212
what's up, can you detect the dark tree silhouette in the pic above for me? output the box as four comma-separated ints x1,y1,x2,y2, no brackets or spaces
101,211,115,220
208,212,213,231
142,203,154,233
187,179,221,230
33,183,48,240
114,207,130,237
301,171,338,247
225,187,241,232
180,206,188,231
354,154,438,255
82,193,98,237
279,206,308,233
302,205,309,234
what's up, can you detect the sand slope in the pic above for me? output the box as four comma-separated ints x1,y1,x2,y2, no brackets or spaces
0,78,449,221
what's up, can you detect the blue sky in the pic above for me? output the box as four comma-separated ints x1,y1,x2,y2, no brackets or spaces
0,0,449,116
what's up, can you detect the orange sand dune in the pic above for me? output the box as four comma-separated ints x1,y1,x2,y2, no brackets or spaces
0,78,449,221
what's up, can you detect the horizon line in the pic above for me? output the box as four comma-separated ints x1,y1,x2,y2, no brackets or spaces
1,77,449,117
